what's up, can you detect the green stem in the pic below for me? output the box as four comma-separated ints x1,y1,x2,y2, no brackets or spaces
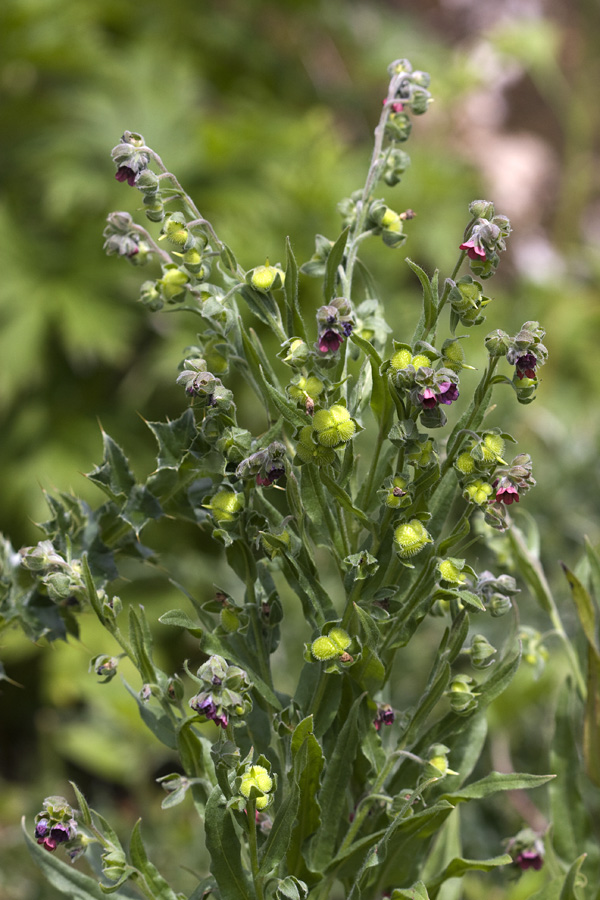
506,525,587,700
246,800,264,900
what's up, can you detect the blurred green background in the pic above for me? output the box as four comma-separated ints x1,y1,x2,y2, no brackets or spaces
1,0,599,897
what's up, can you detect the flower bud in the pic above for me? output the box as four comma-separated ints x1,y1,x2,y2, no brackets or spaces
447,674,479,714
425,743,455,778
485,329,511,357
470,634,497,668
143,195,165,223
468,200,495,219
394,519,433,558
281,338,310,367
249,262,284,293
134,169,160,195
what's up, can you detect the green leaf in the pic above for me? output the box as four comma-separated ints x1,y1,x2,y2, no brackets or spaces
123,680,178,750
440,771,554,804
406,258,438,335
86,431,136,502
158,608,203,637
285,237,306,340
204,787,253,900
323,228,349,301
22,819,131,900
120,484,162,536
584,647,600,787
128,605,156,684
402,662,451,745
550,680,587,864
145,410,196,469
320,472,373,531
350,332,391,426
69,781,92,827
559,854,587,900
287,718,325,876
259,780,301,877
426,855,511,898
392,882,430,900
129,819,179,900
562,562,599,654
262,376,311,430
308,694,364,871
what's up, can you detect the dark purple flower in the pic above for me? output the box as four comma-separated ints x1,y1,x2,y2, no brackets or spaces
35,819,49,840
374,704,395,731
493,481,519,505
342,321,354,337
419,387,438,409
460,239,486,261
515,353,537,380
50,823,73,844
190,693,228,728
437,382,459,405
318,330,343,354
515,850,543,871
256,467,285,487
115,166,137,186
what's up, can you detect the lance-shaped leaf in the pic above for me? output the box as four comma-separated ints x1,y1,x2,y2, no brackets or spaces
350,332,391,426
323,228,349,302
550,680,588,865
259,778,301,878
392,883,430,900
205,786,253,900
287,717,325,877
406,258,439,339
440,771,554,804
426,854,512,898
308,694,364,872
320,472,373,531
129,819,180,900
285,237,306,339
562,561,600,785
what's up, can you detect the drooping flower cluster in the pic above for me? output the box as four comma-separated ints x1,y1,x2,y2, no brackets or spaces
33,797,82,859
459,200,511,279
316,297,354,356
236,441,287,487
188,654,253,729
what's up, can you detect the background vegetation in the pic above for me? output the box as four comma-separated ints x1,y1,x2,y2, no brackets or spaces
1,1,599,898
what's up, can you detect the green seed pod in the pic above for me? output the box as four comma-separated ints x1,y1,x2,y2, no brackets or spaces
394,519,433,558
312,405,356,448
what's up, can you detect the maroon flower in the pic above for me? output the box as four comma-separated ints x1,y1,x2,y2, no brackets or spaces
515,353,537,380
515,850,543,871
318,330,343,353
38,836,58,852
494,481,519,505
256,468,285,487
115,166,137,186
419,387,438,408
374,704,395,731
437,382,459,405
459,239,486,261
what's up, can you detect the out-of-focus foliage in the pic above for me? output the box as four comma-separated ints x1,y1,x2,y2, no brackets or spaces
1,1,599,898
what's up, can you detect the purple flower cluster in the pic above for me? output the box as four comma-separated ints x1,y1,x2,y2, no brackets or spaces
189,692,229,728
35,818,76,853
419,381,459,409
